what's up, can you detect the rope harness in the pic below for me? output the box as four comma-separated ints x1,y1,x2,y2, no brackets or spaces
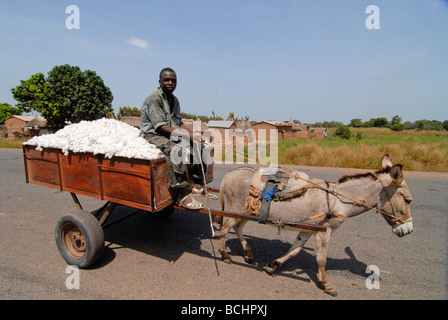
256,169,408,226
299,174,407,225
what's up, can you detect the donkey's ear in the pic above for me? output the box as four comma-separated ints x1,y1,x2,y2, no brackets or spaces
390,164,403,187
381,154,393,169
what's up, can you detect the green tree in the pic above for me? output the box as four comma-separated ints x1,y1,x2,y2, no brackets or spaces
373,117,389,128
415,119,444,131
391,115,402,126
0,103,21,124
335,125,351,139
12,65,113,128
45,65,113,127
227,112,235,121
362,119,375,127
11,72,49,115
119,106,141,117
390,115,404,131
349,118,363,127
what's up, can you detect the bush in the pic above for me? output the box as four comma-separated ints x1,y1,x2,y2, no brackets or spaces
335,125,351,139
390,123,405,131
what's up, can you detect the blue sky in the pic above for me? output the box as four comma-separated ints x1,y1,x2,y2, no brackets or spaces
1,0,447,124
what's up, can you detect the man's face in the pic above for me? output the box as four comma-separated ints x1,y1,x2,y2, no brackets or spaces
159,71,177,94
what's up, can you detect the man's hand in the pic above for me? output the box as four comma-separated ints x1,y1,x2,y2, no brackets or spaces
193,131,208,144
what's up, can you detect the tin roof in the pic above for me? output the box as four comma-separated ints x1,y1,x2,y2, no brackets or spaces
207,120,235,128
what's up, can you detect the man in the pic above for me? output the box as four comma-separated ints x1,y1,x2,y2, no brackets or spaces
140,68,213,209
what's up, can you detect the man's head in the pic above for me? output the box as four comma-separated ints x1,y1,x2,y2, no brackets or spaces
159,67,177,94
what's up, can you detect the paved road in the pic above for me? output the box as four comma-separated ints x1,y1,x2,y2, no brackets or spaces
1,148,447,301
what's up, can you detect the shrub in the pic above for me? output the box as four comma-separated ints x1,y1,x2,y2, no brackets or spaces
335,125,351,139
390,123,405,131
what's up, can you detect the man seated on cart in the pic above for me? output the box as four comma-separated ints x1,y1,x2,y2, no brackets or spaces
140,67,216,210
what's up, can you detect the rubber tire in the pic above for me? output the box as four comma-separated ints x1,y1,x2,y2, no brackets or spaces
55,210,104,269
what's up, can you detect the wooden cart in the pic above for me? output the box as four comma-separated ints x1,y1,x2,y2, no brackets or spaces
23,145,325,268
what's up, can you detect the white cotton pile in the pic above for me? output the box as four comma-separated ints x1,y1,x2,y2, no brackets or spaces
23,118,165,160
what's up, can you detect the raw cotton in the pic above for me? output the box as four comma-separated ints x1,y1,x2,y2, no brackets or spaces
24,118,165,160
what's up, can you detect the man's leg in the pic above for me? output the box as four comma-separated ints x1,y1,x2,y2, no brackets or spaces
144,134,204,209
145,135,188,189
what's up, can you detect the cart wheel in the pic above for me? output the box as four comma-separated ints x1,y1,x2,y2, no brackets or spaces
55,210,104,269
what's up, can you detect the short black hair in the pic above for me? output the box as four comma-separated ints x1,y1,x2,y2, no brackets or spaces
159,67,176,79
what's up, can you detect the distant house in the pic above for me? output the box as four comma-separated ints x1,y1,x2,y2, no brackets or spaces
251,121,302,141
122,116,141,129
4,115,47,138
182,118,209,133
206,120,236,131
24,116,49,137
250,121,322,141
205,120,236,142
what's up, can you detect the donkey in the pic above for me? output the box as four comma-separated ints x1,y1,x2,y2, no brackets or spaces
216,155,413,296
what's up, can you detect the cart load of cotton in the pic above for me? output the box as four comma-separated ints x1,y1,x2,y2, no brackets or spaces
24,118,164,160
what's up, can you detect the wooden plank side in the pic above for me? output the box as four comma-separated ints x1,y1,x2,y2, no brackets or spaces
99,157,154,209
60,153,101,197
151,158,173,211
23,146,178,213
23,146,61,190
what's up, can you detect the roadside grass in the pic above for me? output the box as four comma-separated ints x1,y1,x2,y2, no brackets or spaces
278,128,448,172
0,137,28,149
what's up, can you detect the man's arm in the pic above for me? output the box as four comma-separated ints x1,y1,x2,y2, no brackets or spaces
156,124,205,143
156,124,194,142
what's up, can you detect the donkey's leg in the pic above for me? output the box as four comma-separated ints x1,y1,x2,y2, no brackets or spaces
315,230,337,296
265,232,311,275
233,220,254,263
219,217,240,263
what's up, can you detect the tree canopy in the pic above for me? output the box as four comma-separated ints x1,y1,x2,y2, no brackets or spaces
0,103,21,124
11,65,113,127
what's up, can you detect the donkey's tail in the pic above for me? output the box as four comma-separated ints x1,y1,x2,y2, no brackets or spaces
215,185,225,225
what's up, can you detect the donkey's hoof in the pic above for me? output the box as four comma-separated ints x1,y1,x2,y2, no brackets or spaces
244,256,254,264
326,290,338,297
264,263,277,276
220,251,232,264
323,284,338,297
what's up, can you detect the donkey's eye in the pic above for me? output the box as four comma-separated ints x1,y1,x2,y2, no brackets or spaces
404,198,412,204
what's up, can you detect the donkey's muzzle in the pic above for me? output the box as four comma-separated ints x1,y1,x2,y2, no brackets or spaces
392,220,413,237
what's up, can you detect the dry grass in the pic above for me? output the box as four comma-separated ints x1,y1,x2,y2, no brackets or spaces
278,129,448,172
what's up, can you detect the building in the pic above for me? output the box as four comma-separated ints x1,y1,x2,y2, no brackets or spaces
4,115,47,138
251,121,307,141
121,116,141,129
182,118,209,133
206,120,237,136
24,116,49,137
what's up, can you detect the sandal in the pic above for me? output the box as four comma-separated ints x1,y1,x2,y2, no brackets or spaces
192,187,219,200
176,194,205,210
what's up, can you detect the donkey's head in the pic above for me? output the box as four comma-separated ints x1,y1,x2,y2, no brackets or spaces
376,155,413,237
